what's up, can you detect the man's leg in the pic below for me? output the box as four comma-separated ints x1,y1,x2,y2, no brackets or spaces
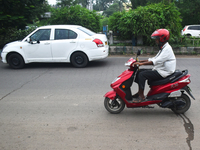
134,70,164,102
133,69,150,98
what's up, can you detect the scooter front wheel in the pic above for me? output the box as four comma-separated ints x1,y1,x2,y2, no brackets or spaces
104,97,125,114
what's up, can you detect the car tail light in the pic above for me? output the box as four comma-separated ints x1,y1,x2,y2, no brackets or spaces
93,39,104,47
183,26,187,31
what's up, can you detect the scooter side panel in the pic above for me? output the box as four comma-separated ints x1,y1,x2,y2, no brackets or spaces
147,75,191,97
126,100,162,108
111,69,133,88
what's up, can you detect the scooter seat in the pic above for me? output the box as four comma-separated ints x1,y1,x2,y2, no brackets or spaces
148,70,188,86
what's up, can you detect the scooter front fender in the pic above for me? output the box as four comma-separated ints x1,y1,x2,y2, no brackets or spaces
104,90,117,100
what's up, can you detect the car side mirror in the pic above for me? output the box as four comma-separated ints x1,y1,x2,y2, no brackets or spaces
27,37,31,43
27,38,40,44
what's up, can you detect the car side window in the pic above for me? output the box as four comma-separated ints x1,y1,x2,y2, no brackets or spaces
55,29,77,40
30,29,51,41
188,26,199,30
69,30,77,39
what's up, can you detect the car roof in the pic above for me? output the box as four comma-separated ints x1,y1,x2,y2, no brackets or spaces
38,25,82,29
186,25,200,27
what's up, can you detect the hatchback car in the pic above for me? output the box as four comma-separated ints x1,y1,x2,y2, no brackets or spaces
1,25,109,69
181,25,200,37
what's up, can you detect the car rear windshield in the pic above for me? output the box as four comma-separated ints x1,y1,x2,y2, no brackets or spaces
78,27,96,36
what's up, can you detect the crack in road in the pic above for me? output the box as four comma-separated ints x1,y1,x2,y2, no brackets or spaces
0,70,49,101
179,114,194,150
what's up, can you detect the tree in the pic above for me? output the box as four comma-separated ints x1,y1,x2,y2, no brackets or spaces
175,0,200,26
108,2,182,45
130,0,174,9
56,0,79,7
78,0,89,8
56,0,90,8
93,0,113,11
0,0,49,29
49,5,100,32
103,3,121,17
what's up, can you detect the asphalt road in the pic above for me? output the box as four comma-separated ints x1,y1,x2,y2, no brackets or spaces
0,56,200,150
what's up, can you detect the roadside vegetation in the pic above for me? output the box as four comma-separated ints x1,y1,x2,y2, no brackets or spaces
0,0,200,49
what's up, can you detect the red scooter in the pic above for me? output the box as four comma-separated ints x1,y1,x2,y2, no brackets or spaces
104,50,195,114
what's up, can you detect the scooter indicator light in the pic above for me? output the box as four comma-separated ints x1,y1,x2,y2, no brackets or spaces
122,85,125,88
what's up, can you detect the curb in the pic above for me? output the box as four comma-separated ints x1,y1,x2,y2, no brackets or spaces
109,46,200,55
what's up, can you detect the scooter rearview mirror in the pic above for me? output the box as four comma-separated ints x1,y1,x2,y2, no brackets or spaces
137,49,143,56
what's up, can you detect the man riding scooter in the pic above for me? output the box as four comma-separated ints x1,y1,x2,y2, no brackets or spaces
132,29,176,103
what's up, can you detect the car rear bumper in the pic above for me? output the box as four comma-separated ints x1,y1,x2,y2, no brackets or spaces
88,47,109,61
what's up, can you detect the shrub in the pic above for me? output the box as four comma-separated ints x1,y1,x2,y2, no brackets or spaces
108,2,182,45
0,26,36,48
49,5,101,32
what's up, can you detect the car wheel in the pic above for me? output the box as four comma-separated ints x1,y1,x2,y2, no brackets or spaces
8,53,25,69
71,52,88,68
186,34,191,38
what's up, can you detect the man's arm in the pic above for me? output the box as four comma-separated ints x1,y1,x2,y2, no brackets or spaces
133,60,153,66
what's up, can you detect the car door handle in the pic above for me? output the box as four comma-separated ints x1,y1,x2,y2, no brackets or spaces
44,43,50,45
70,41,76,43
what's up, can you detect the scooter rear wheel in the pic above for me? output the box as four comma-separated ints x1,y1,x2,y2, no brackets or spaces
171,94,191,114
104,97,125,114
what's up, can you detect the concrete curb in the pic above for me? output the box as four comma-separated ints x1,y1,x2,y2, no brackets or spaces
109,46,200,55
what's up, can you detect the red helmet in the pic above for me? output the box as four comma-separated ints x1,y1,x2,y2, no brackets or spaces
151,29,170,43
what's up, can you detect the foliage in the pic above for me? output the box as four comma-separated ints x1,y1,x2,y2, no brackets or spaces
56,0,89,8
48,5,100,32
103,3,122,17
175,0,200,26
93,0,114,11
0,0,49,29
100,17,109,31
129,0,200,27
56,0,79,7
0,27,37,48
130,0,172,9
108,2,182,45
108,11,125,34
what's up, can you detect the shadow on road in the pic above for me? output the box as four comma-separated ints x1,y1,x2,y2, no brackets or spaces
0,59,109,70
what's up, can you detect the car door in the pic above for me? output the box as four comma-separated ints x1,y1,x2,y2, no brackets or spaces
51,29,78,62
24,29,52,62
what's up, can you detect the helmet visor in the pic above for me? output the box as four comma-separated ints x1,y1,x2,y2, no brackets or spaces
151,36,159,39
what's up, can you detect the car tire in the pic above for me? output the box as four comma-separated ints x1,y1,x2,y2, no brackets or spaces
71,52,88,68
8,53,25,69
186,34,191,38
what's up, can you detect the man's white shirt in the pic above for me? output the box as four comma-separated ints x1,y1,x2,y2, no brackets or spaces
148,42,176,78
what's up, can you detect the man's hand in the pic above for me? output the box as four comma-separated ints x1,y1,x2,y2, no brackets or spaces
132,62,142,67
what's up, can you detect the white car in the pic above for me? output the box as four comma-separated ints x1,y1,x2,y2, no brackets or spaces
1,25,109,69
181,25,200,37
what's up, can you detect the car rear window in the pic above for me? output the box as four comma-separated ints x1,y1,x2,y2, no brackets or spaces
78,27,96,36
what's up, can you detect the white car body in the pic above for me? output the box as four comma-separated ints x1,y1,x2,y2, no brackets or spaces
1,25,109,68
181,25,200,37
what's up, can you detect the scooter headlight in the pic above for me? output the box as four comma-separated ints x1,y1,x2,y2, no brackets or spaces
112,77,121,84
